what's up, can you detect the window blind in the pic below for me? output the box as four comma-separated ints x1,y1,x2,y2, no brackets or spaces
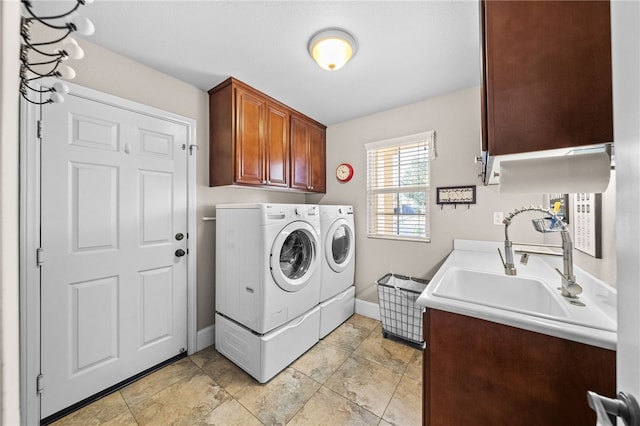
366,132,432,242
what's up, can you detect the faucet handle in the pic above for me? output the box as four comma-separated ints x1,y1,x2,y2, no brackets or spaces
554,268,583,298
497,248,506,268
498,248,517,276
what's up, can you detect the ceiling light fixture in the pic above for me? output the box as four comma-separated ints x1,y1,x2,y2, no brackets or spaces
308,28,357,71
20,0,95,105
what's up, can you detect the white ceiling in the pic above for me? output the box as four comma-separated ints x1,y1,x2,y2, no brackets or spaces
33,0,482,125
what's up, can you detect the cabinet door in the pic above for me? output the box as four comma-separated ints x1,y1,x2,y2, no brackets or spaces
235,87,265,185
482,0,613,156
290,115,310,190
424,309,615,425
265,102,289,187
308,123,326,193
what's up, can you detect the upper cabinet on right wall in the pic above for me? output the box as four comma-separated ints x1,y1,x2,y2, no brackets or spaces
480,0,613,162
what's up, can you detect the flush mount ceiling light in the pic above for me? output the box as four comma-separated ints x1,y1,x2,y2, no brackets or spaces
308,28,357,71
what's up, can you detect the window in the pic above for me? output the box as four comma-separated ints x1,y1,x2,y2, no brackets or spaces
366,132,432,242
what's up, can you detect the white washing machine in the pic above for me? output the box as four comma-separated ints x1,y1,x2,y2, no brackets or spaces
215,203,322,334
319,205,356,337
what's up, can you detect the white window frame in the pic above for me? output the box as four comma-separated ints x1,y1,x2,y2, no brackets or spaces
365,131,433,243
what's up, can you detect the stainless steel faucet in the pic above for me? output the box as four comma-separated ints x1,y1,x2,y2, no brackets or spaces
497,205,583,298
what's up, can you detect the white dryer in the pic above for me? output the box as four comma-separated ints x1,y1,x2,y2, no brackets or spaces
319,205,355,300
215,203,322,334
319,205,356,338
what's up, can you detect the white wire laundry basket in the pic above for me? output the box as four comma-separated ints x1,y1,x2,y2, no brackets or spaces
377,273,429,349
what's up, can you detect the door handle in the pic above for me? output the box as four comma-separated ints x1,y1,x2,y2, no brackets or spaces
587,391,640,426
175,249,186,257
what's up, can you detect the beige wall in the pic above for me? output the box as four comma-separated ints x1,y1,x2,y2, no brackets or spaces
316,87,547,303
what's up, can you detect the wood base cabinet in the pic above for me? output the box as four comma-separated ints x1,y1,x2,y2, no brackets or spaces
208,78,326,193
422,309,615,425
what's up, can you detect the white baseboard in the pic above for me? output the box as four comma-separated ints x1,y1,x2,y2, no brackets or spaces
195,324,215,352
355,298,380,321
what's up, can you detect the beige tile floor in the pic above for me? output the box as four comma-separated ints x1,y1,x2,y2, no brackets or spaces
52,315,423,426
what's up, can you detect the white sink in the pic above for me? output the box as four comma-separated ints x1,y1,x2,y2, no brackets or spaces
417,240,617,350
432,267,570,319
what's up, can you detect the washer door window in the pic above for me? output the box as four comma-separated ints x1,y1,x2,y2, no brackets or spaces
271,221,319,292
325,218,355,273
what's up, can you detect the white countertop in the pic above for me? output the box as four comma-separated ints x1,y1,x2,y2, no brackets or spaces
417,240,617,350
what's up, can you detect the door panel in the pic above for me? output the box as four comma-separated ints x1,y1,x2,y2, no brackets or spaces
265,102,289,187
235,87,265,185
139,267,173,347
40,94,188,418
309,123,326,193
290,115,309,190
70,113,119,151
71,276,119,373
140,171,173,244
71,162,119,251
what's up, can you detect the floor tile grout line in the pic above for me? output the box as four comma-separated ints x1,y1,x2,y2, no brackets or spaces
379,372,405,425
118,390,141,426
120,357,200,409
319,383,383,423
282,369,325,425
189,351,260,421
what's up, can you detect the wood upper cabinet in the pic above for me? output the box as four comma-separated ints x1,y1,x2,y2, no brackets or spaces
209,77,324,192
481,0,613,156
290,114,326,193
210,79,289,188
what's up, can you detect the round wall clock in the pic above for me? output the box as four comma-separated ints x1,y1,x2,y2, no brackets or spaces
336,163,354,183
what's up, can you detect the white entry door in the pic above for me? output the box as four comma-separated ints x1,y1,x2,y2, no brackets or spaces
614,0,640,411
40,93,189,417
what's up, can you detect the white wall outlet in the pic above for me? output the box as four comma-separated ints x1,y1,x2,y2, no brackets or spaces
493,211,504,225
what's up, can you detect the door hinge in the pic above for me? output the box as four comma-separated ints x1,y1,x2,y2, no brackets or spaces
36,373,44,394
36,247,44,267
37,120,43,140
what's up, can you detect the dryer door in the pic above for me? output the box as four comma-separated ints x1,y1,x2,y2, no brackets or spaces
270,221,319,292
325,218,355,273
